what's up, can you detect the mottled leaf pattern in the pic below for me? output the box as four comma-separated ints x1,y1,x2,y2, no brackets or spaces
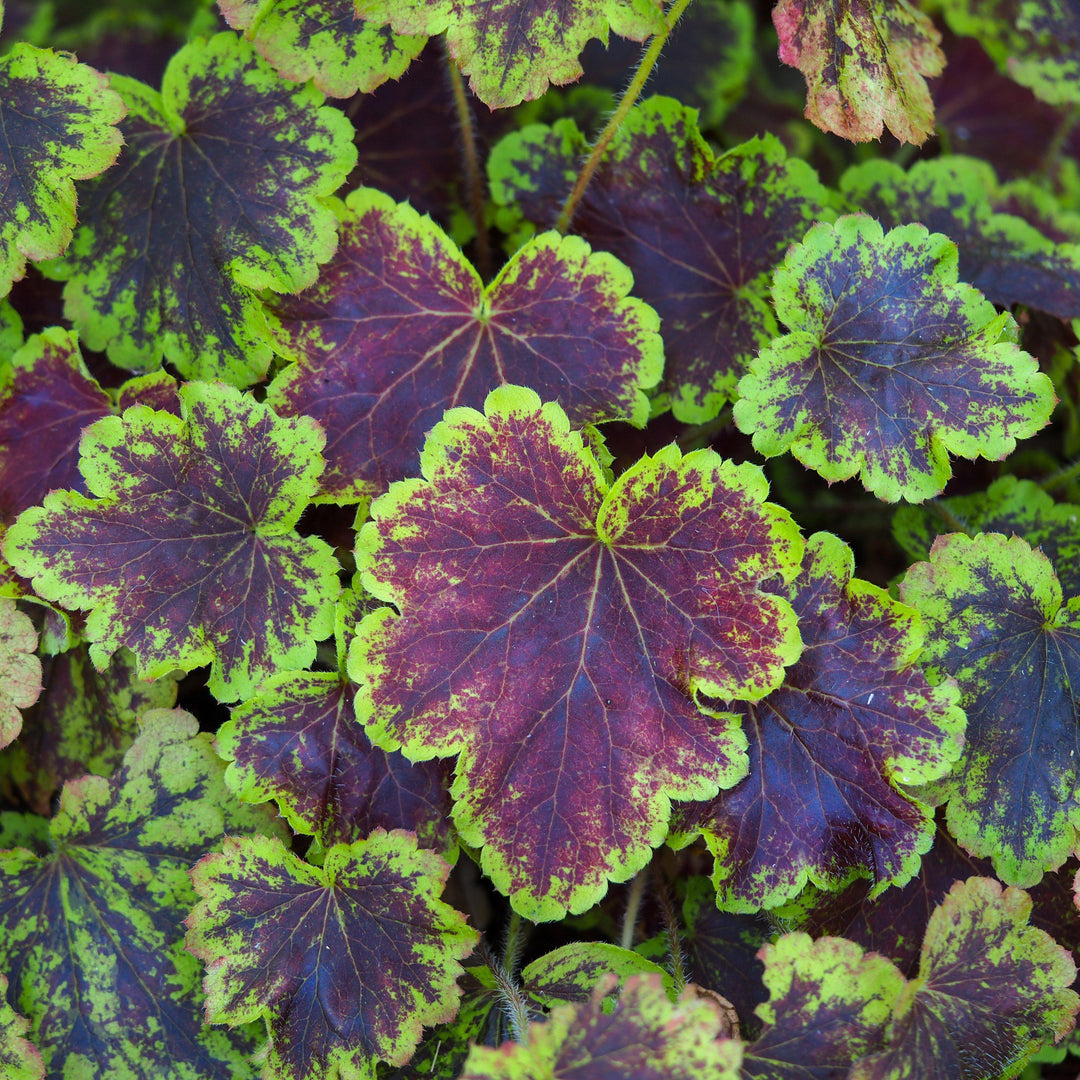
773,0,944,143
44,32,356,384
734,215,1055,502
186,831,478,1080
3,382,340,702
674,532,964,912
0,973,42,1080
0,597,39,750
266,187,662,504
351,385,803,919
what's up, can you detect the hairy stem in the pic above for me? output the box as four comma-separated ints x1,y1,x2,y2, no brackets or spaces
1040,455,1080,493
677,407,733,451
446,46,491,279
620,868,649,950
924,499,970,535
556,0,695,234
652,863,686,992
1038,103,1080,180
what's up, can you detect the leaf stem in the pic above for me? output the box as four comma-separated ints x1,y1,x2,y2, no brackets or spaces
446,44,491,280
1038,103,1080,180
490,910,531,1044
677,407,733,451
1039,455,1080,493
651,863,686,992
924,499,970,535
555,0,695,235
620,868,649,950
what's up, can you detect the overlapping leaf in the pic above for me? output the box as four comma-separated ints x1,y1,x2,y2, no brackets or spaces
772,0,944,143
0,28,124,298
0,597,39,751
459,973,742,1080
901,532,1080,885
0,709,283,1079
0,327,177,525
220,0,425,97
841,156,1080,319
3,381,340,702
265,187,662,504
43,31,356,384
0,974,42,1080
942,0,1080,106
186,830,478,1080
354,0,664,108
734,215,1055,502
673,532,964,912
849,877,1079,1079
488,97,830,422
0,645,177,814
350,385,804,919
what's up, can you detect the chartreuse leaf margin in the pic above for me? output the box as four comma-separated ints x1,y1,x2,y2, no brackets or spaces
350,384,804,920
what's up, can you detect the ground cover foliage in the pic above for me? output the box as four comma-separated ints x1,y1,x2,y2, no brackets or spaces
6,0,1080,1076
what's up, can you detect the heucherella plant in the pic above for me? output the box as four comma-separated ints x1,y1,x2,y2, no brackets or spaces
3,0,1080,1076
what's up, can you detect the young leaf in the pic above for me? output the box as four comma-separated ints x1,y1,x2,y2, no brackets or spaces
849,877,1079,1079
459,973,742,1079
353,0,664,108
674,532,964,912
265,187,662,504
350,385,804,920
900,532,1080,886
216,670,455,854
772,0,944,144
0,38,124,297
220,0,426,97
43,32,357,384
0,597,40,751
3,381,340,702
733,215,1055,503
185,830,479,1080
841,156,1080,319
488,98,830,423
0,709,284,1079
0,973,42,1080
0,645,177,815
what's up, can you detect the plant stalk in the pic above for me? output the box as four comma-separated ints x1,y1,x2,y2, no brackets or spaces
555,0,695,234
620,868,649,950
1040,455,1080,493
651,863,686,992
446,46,492,279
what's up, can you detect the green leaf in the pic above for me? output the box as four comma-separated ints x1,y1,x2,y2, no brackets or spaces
849,877,1080,1079
220,0,426,97
488,98,830,423
521,942,674,1007
265,186,663,504
0,709,284,1079
185,830,479,1080
354,0,664,108
0,41,124,297
43,31,357,384
0,973,42,1080
773,0,944,144
3,381,340,702
0,645,177,815
734,215,1055,502
459,973,742,1079
350,384,803,920
674,532,964,912
900,532,1080,886
0,597,39,751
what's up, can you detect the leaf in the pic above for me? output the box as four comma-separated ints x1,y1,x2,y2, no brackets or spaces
0,645,178,815
0,327,177,525
350,384,804,920
849,877,1079,1079
733,215,1055,503
353,0,664,109
185,830,479,1080
216,669,455,854
841,156,1080,319
459,973,742,1080
0,973,42,1080
0,709,284,1079
744,933,902,1078
772,0,944,144
3,381,340,702
0,39,124,297
0,597,39,751
900,532,1080,886
43,31,357,384
220,0,426,97
942,0,1080,107
488,98,831,423
521,942,675,1007
265,187,663,504
673,532,964,912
